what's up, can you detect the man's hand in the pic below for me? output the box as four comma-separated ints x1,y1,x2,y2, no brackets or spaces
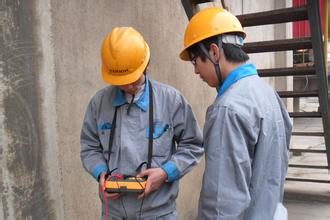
99,172,121,200
136,168,168,199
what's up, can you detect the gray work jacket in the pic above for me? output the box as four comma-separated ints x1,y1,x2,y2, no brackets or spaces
198,74,292,220
81,79,203,219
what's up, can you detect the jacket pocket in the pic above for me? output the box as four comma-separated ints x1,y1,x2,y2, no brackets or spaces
146,122,172,157
98,122,113,154
146,122,169,139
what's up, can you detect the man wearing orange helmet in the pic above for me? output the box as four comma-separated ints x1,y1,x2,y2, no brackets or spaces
80,27,203,219
180,7,292,220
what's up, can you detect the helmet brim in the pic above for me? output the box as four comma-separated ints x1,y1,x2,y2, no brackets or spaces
180,48,191,61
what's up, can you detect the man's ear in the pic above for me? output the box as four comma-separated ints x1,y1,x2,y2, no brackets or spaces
209,43,220,62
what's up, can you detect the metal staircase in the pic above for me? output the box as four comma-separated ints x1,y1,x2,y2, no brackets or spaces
181,0,330,183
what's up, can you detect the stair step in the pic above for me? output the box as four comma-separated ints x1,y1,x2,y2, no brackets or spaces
289,112,322,118
278,90,319,98
237,6,308,27
292,132,324,136
258,66,316,77
243,38,312,53
286,177,330,183
289,164,329,169
188,0,212,4
290,148,326,154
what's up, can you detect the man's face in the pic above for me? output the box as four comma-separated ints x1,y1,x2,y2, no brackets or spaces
119,74,145,95
190,54,218,88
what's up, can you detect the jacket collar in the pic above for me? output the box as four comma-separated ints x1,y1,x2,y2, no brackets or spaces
112,77,149,112
218,63,257,96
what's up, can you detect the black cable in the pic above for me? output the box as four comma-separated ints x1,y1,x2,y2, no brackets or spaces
116,177,145,220
138,196,145,220
115,181,128,220
134,176,145,190
120,198,128,220
133,176,146,220
126,95,135,115
135,161,147,173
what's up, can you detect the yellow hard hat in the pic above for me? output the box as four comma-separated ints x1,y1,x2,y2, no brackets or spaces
101,27,150,85
180,7,246,61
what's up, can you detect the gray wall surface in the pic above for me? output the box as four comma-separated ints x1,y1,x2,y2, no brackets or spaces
0,0,291,219
0,0,58,219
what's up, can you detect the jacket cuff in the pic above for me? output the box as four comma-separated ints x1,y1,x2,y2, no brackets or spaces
91,163,108,181
161,161,180,182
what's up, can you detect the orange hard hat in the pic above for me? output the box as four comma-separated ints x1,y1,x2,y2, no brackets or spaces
180,7,246,61
101,27,150,85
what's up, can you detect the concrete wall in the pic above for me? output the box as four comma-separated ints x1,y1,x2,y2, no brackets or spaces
0,0,60,219
0,0,292,219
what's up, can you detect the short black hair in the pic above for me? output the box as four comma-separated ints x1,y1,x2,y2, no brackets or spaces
188,35,249,63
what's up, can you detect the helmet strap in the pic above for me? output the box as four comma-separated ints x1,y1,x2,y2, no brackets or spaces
198,36,223,90
214,63,222,90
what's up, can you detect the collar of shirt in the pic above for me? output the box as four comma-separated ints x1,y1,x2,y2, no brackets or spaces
112,77,149,112
218,63,258,97
125,82,145,102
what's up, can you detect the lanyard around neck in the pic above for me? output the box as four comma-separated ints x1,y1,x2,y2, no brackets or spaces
107,80,154,170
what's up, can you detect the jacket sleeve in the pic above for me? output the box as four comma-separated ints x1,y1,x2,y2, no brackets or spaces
161,93,204,182
80,99,108,181
198,106,257,219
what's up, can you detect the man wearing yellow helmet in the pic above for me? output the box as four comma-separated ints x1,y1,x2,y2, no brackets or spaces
180,7,292,220
81,27,203,219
